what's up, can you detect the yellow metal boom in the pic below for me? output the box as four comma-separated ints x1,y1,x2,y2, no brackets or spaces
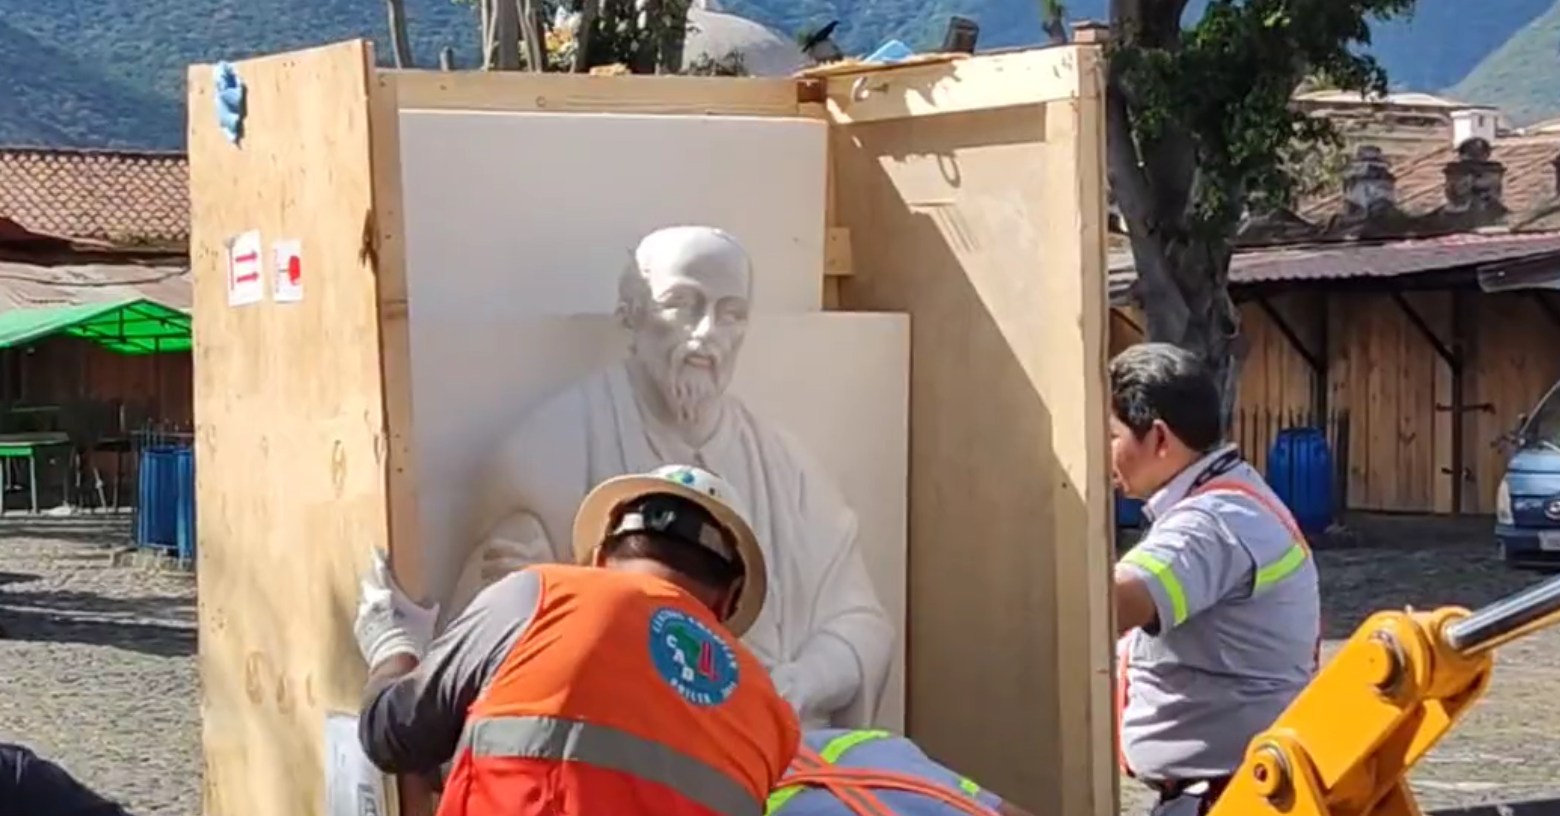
1209,573,1560,816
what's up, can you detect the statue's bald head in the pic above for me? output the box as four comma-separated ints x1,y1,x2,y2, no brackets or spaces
618,226,753,318
617,226,754,427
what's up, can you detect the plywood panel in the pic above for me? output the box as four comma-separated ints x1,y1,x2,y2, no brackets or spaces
188,41,399,816
831,44,1113,816
396,110,828,316
406,312,911,730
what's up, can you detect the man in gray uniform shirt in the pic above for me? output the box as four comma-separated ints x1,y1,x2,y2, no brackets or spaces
1109,344,1321,816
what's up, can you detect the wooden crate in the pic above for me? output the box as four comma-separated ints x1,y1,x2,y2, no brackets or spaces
188,40,1112,816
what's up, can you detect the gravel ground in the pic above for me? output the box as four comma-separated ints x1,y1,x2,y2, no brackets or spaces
1,513,1557,816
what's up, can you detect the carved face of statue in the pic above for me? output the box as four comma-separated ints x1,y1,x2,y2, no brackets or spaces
625,228,753,426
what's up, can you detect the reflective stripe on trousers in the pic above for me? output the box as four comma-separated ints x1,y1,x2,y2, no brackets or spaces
463,714,762,816
767,731,996,816
1116,478,1321,777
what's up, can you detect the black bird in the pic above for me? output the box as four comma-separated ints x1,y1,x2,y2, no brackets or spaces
802,20,844,63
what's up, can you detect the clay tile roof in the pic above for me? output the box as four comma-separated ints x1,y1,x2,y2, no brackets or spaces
0,147,189,246
1301,135,1560,223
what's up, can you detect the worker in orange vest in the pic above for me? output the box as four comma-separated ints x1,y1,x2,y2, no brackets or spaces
353,464,801,816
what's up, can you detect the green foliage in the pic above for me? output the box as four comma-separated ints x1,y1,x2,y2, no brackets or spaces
1113,0,1415,236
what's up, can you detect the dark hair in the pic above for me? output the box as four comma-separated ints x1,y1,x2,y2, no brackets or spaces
601,531,741,594
1109,342,1223,452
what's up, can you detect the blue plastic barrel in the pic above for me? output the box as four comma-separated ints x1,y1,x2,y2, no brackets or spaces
1115,492,1146,529
136,446,192,552
1265,428,1334,534
174,447,196,561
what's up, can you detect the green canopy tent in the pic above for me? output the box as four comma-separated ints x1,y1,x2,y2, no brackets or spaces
0,298,191,354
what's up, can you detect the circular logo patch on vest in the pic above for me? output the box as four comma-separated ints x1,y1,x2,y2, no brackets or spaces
648,607,740,706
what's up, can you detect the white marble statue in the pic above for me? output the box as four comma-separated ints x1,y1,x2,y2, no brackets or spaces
451,225,895,729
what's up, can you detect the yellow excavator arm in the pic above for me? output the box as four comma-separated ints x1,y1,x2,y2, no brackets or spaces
1208,573,1560,816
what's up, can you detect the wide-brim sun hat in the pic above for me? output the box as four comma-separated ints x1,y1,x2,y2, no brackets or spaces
573,465,766,636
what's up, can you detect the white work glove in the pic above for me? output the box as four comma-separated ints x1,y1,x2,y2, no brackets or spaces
354,550,440,669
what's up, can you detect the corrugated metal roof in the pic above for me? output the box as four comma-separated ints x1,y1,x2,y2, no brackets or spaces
0,261,190,313
1109,232,1560,303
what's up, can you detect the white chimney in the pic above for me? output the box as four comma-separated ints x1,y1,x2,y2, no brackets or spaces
1452,107,1498,149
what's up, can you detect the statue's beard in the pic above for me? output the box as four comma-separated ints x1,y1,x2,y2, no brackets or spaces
664,365,723,425
635,345,734,431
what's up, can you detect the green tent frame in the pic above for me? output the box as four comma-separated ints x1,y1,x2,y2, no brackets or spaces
0,298,191,355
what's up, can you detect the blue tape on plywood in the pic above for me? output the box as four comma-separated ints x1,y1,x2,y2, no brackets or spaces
214,61,247,145
864,39,914,64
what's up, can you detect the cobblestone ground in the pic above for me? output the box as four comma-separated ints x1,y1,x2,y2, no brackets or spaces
1,514,1557,816
0,516,198,816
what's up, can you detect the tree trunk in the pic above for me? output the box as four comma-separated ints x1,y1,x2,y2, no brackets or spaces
385,0,416,68
1104,34,1245,436
630,0,662,73
493,0,521,70
518,0,548,71
1133,241,1244,433
657,0,689,74
572,0,600,72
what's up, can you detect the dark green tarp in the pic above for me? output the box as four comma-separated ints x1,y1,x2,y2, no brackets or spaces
0,298,190,354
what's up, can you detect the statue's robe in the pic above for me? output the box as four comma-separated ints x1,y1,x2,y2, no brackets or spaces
457,361,895,728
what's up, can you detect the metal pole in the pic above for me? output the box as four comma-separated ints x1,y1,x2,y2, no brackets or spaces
1443,572,1560,656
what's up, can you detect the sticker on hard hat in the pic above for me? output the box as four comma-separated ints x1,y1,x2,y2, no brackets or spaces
649,607,739,706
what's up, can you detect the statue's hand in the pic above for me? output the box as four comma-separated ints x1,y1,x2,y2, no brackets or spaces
448,513,553,620
477,538,538,583
770,661,812,715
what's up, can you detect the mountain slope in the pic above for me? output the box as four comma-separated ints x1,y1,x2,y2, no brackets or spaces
725,0,1551,87
0,19,184,148
1448,0,1560,126
0,0,1551,150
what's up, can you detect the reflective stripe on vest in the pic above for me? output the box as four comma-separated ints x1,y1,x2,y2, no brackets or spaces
1115,477,1320,776
463,713,762,816
767,732,994,816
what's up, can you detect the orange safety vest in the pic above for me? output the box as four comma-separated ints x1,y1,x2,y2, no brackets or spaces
436,564,800,816
1115,478,1322,776
772,741,999,816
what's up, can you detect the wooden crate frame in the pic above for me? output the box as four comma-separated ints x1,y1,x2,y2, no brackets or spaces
187,39,1112,816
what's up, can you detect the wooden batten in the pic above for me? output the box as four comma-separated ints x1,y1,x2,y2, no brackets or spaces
819,49,1094,125
387,68,804,116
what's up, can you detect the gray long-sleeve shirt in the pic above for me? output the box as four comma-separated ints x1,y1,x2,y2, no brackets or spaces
358,569,544,774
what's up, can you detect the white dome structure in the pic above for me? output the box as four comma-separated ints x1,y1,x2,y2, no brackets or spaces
682,7,809,77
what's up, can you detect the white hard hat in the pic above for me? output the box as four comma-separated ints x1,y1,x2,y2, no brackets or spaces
573,464,766,635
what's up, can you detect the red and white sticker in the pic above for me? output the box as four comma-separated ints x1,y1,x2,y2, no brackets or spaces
226,229,264,306
273,239,303,303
